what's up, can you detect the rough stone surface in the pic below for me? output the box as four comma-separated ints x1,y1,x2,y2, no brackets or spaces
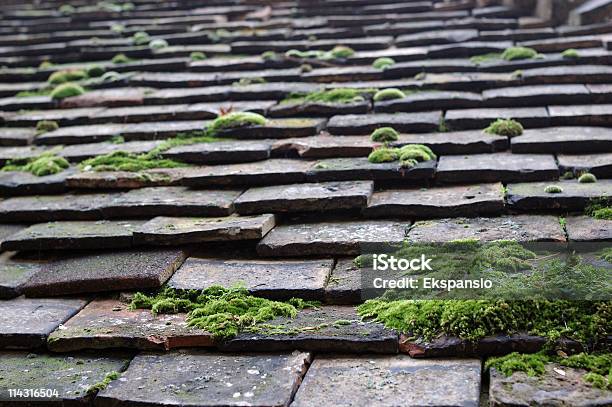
0,297,87,349
0,252,40,299
565,216,612,242
506,180,612,211
257,220,409,257
445,107,550,129
0,193,112,222
489,364,612,407
221,306,398,354
291,356,481,407
0,128,36,146
396,130,508,154
169,258,332,300
324,259,363,305
407,215,566,243
308,157,436,183
0,167,74,197
134,214,276,245
23,249,186,297
511,127,612,154
162,140,271,164
96,351,311,407
327,111,441,135
558,153,612,178
548,104,612,126
365,183,505,218
47,298,214,352
234,181,373,215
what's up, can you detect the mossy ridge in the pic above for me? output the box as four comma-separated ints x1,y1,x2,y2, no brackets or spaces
545,185,563,194
483,118,524,137
281,88,376,105
373,88,406,102
585,198,612,220
367,144,436,167
190,51,206,61
204,112,267,137
1,152,69,176
86,371,120,395
129,285,319,340
470,46,541,65
47,69,88,85
79,151,187,172
284,45,355,60
372,57,395,70
486,352,611,390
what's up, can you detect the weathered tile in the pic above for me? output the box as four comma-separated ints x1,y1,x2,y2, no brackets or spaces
365,183,505,218
7,107,105,126
66,169,183,190
23,249,186,297
60,140,162,162
269,99,369,117
58,87,146,109
0,252,40,299
35,123,126,145
169,258,332,300
327,111,441,135
96,351,311,407
235,181,373,215
548,104,612,126
257,220,409,257
162,139,271,164
210,117,326,139
489,364,612,407
445,107,550,130
0,224,26,248
0,297,87,348
1,220,143,252
407,215,566,243
396,130,509,154
134,214,275,245
521,65,612,85
221,306,398,353
272,135,375,158
308,157,436,183
437,152,558,183
374,91,482,112
0,351,131,404
558,153,612,178
565,216,612,242
0,127,36,146
482,84,591,107
0,145,48,166
291,356,481,407
325,258,362,305
506,180,612,211
0,167,74,196
0,193,113,222
511,126,612,154
47,298,214,352
396,29,479,47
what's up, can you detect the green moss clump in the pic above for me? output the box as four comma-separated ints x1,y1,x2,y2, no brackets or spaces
39,61,54,69
398,144,436,162
578,173,597,183
372,57,395,70
206,112,267,136
470,52,502,65
585,199,612,220
370,127,399,142
330,45,355,59
1,153,69,176
512,69,524,79
110,23,125,33
367,147,399,163
232,77,266,86
59,4,75,15
149,38,168,50
599,248,612,263
300,63,313,73
111,53,131,64
282,88,370,105
501,46,540,61
51,83,85,100
373,88,406,102
16,89,53,98
47,69,88,85
592,207,612,220
261,51,277,60
562,48,579,59
85,65,105,78
190,51,206,61
544,185,563,194
36,120,59,134
80,151,187,172
86,371,120,395
486,352,548,377
484,118,524,137
132,31,150,46
130,285,318,339
284,46,354,60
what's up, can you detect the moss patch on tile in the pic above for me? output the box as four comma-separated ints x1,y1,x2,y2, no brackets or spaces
80,150,188,172
483,118,524,137
1,152,69,176
373,88,406,102
51,83,86,100
281,88,374,105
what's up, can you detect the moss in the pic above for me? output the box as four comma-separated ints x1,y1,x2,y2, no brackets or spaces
111,53,131,64
373,88,406,102
232,77,266,86
592,207,612,220
80,150,187,172
398,144,436,162
483,118,524,137
149,38,168,50
501,46,540,61
16,88,53,98
109,135,125,144
544,185,563,194
486,352,548,376
190,51,206,61
86,371,120,395
284,45,354,60
99,71,121,83
206,112,267,136
367,147,399,163
110,23,125,33
47,69,88,85
130,285,318,340
414,72,427,81
86,64,105,78
329,45,355,59
585,199,612,220
584,372,610,389
51,82,85,99
261,51,277,60
562,48,579,59
1,152,69,176
282,88,371,105
372,57,395,70
561,171,574,180
39,61,54,69
36,120,59,134
438,116,449,132
300,63,313,73
599,248,612,263
370,127,399,142
59,4,76,14
132,31,150,46
470,52,502,65
578,173,597,183
512,69,524,79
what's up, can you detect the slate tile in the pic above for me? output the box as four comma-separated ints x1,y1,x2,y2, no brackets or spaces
395,130,509,154
221,306,398,354
47,298,214,352
427,40,513,58
257,220,409,257
1,220,144,252
308,157,436,183
302,66,383,83
211,117,326,139
0,253,40,299
169,258,332,301
365,183,505,218
586,83,612,103
0,167,74,197
489,364,612,407
291,356,481,407
65,168,183,190
272,135,375,158
407,215,566,243
235,181,373,215
0,193,113,222
59,140,162,162
0,145,48,166
23,249,186,297
548,104,612,126
7,107,105,126
0,127,36,146
58,87,146,109
374,90,482,112
558,153,612,178
519,34,602,52
0,351,131,405
327,111,441,135
482,84,591,107
162,139,272,164
521,65,612,85
88,104,199,124
444,107,550,130
0,297,87,349
506,180,612,211
565,216,612,242
0,224,26,248
95,351,311,407
395,29,479,47
134,214,275,245
436,152,559,184
511,126,612,154
325,258,363,305
268,100,369,117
